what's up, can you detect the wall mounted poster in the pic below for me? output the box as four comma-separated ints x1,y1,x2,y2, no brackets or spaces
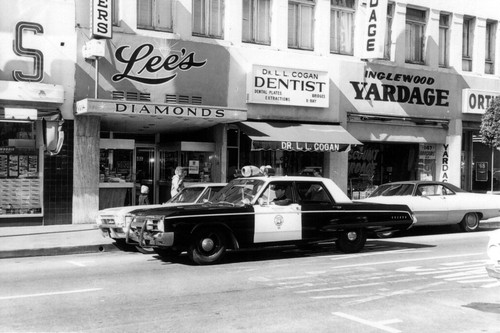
9,155,18,178
28,155,38,176
0,154,7,177
19,155,28,177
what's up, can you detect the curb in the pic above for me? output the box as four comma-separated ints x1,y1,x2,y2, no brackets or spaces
0,243,119,259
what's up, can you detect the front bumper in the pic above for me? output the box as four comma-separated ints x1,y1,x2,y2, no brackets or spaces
99,226,127,239
126,221,174,248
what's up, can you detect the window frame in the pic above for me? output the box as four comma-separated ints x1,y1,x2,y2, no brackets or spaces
405,7,427,64
330,0,356,55
137,0,174,32
242,0,271,45
462,16,474,71
438,13,450,68
485,20,496,74
192,0,224,39
383,2,394,60
288,0,315,50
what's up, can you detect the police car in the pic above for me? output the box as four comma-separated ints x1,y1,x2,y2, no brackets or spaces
127,166,415,265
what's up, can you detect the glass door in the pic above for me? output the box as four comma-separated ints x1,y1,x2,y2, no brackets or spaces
135,147,156,204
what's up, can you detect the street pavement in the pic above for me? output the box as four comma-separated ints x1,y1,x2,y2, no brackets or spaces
0,218,499,259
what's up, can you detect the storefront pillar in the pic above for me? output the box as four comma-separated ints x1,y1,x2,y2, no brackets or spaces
437,119,462,186
212,124,227,183
72,116,100,224
325,151,349,193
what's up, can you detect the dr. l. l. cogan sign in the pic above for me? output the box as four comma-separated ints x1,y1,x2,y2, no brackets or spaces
247,65,329,108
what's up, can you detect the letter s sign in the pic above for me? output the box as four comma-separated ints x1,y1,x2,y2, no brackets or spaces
13,21,44,82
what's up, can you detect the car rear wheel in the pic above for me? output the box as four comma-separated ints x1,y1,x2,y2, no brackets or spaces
336,228,367,253
189,229,227,265
460,212,480,232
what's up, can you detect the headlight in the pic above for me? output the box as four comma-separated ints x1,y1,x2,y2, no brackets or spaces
144,216,165,231
487,244,500,262
487,230,500,262
123,215,134,232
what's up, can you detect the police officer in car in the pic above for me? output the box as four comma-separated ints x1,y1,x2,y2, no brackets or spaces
272,185,292,206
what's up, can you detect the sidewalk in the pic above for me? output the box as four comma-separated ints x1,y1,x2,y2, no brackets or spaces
0,223,118,259
0,219,499,260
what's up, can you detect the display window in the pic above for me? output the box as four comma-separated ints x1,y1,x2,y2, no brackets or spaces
0,121,42,215
348,143,420,199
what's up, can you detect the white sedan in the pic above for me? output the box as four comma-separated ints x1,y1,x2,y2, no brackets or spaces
96,182,225,251
357,181,500,232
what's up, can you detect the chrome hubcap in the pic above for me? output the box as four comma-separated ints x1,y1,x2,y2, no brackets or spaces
347,231,358,241
201,238,215,252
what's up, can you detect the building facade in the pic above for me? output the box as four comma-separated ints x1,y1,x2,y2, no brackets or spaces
1,0,500,225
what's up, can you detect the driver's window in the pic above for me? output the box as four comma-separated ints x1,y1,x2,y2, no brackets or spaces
258,182,293,204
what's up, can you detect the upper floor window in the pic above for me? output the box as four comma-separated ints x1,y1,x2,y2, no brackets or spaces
405,7,426,64
242,0,271,45
439,13,450,67
330,0,355,55
384,2,394,60
485,20,496,74
462,16,474,71
193,0,224,38
288,0,315,50
137,0,173,31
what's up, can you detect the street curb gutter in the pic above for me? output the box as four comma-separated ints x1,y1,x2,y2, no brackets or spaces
0,243,119,259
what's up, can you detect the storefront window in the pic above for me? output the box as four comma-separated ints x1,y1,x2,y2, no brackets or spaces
0,122,42,215
348,143,419,198
100,148,133,183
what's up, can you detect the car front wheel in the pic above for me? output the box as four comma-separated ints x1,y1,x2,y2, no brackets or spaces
460,212,480,232
336,228,367,253
188,229,227,265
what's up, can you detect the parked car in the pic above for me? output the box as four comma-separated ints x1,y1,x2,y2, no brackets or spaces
357,181,500,232
486,229,500,279
126,167,415,265
96,182,225,252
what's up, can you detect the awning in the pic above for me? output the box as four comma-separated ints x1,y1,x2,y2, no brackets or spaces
239,121,361,152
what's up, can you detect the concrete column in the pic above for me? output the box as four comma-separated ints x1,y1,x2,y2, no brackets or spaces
325,151,349,194
426,9,440,69
72,116,100,224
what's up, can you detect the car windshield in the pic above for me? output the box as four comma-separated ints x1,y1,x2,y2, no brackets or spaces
369,183,415,197
167,187,205,204
212,178,265,205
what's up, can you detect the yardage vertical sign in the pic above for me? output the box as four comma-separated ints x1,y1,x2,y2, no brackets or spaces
361,0,387,59
91,0,113,39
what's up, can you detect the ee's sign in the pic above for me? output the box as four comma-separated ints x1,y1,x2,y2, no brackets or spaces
92,0,113,39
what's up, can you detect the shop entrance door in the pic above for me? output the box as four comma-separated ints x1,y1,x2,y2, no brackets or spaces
135,147,156,204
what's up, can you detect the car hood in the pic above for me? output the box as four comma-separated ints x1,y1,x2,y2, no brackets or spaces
133,203,250,217
97,202,202,216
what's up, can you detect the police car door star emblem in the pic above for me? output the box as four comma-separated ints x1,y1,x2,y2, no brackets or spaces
274,215,284,229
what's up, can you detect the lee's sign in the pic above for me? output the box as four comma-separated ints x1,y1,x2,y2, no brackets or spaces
247,65,329,108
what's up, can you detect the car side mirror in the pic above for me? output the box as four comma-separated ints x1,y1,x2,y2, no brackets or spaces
258,198,267,206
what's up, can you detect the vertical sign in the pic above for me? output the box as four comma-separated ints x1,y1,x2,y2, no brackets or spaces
361,0,388,59
92,0,113,39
